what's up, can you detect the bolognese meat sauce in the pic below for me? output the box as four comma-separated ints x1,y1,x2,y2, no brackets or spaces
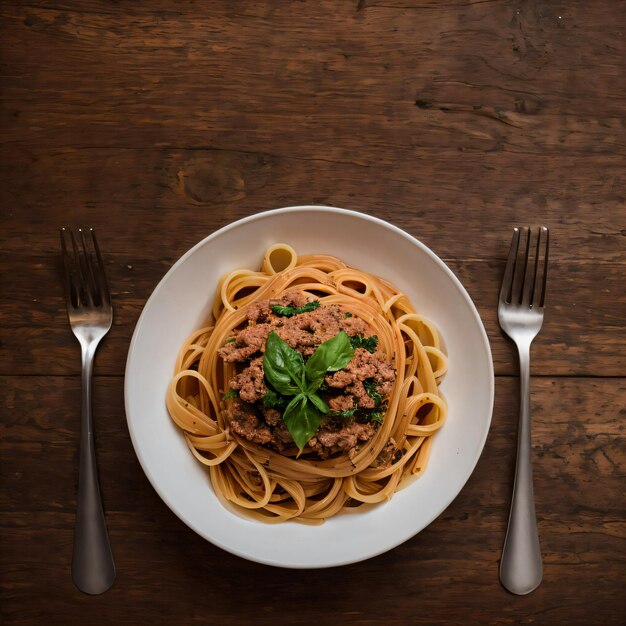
219,291,396,460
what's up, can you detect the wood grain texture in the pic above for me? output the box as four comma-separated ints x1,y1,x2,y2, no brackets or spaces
0,0,625,624
1,146,625,263
1,376,625,626
1,253,625,376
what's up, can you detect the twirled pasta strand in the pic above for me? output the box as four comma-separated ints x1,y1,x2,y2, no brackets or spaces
166,245,448,523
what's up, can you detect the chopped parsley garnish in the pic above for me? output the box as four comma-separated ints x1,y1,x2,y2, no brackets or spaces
224,337,237,344
363,379,382,407
222,388,238,400
349,334,378,353
328,407,357,419
328,406,384,423
344,312,353,318
271,300,321,317
369,411,384,424
262,389,288,410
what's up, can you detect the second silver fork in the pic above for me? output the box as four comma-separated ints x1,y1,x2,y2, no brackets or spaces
61,228,116,595
498,225,549,595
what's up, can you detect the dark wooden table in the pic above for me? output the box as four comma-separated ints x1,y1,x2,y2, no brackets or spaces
1,1,624,624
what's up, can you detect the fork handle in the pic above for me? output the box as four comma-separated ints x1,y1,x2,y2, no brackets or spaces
499,341,543,595
72,340,116,595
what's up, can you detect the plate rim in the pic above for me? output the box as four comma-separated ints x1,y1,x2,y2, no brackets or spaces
124,205,495,568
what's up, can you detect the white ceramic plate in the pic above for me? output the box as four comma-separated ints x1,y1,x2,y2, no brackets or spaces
125,206,494,568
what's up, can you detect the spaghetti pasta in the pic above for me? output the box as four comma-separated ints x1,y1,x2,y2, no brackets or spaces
166,244,448,523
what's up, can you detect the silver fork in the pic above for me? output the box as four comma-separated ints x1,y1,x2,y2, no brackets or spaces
498,226,549,595
61,228,116,595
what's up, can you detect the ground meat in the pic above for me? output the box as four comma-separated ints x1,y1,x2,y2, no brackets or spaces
349,380,376,409
272,420,294,446
274,323,319,355
219,324,272,362
325,348,395,390
325,370,353,388
230,356,266,403
327,394,355,412
378,380,394,396
223,399,273,445
309,420,377,459
224,394,381,457
246,290,311,323
340,316,371,336
325,348,396,409
225,397,380,458
300,310,342,341
261,406,281,426
225,398,294,451
219,293,397,459
218,293,376,363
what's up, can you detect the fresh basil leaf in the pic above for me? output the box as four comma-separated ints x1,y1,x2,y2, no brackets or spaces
349,334,378,353
304,331,355,391
308,392,329,414
263,331,305,395
283,394,325,450
222,388,238,400
271,300,321,317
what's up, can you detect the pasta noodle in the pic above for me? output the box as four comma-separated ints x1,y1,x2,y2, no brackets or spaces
166,244,448,523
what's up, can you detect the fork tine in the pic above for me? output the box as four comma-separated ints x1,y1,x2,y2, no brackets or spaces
499,227,520,304
60,228,77,309
534,226,549,308
511,226,529,304
68,229,90,306
90,229,111,306
80,228,100,306
522,227,540,306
